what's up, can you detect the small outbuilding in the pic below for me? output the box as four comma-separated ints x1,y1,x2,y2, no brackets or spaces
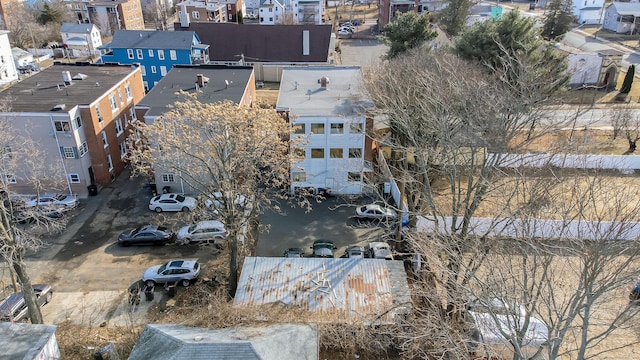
11,47,34,68
0,322,60,360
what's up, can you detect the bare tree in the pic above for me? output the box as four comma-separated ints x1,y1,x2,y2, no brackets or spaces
143,0,173,30
128,95,304,296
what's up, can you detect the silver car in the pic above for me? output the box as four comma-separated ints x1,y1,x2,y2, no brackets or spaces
142,260,201,287
0,284,53,323
177,220,228,246
148,193,197,213
24,194,78,208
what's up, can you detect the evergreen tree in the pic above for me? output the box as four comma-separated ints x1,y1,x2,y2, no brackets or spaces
381,12,437,59
620,65,635,94
542,0,576,40
37,3,62,25
437,0,472,36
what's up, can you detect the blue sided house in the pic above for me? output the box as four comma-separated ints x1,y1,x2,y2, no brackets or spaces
99,30,209,91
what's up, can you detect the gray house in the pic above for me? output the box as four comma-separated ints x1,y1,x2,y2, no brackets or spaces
1,323,60,360
128,323,319,359
602,2,640,34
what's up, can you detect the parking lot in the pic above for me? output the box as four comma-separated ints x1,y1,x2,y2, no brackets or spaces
0,169,394,326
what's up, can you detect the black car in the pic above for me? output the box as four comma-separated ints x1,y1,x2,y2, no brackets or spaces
118,225,175,246
310,240,337,258
0,284,53,323
284,247,305,257
342,245,366,258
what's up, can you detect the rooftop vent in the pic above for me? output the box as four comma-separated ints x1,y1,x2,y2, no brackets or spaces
318,76,329,88
52,104,66,111
62,71,72,85
196,74,209,88
72,73,88,80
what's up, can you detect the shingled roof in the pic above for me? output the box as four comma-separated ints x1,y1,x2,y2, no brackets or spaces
101,30,198,50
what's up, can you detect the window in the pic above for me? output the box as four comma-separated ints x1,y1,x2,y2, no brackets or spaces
127,49,134,59
158,50,165,60
311,148,324,158
130,107,136,121
292,172,306,182
2,146,11,159
151,66,157,73
107,154,113,171
79,142,88,157
350,123,363,133
96,105,103,122
63,147,75,158
119,141,127,158
292,147,305,158
191,11,199,19
292,123,305,134
54,121,71,132
330,148,343,158
160,66,167,76
136,49,143,59
349,148,362,158
148,49,154,57
101,131,108,147
310,123,324,134
118,89,123,104
162,173,175,182
74,116,82,129
170,50,177,60
143,81,149,91
125,84,132,100
348,172,362,181
330,123,344,134
109,94,118,111
5,174,16,184
115,118,124,135
140,66,146,76
69,173,80,183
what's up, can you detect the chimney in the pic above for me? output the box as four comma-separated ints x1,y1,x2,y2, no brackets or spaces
320,76,327,89
62,71,72,85
180,3,190,27
196,74,205,88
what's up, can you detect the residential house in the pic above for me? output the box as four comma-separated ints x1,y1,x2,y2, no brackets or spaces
11,47,34,69
573,0,605,24
291,0,325,24
0,31,18,87
99,30,210,91
277,66,373,195
129,324,319,359
602,2,640,34
2,323,60,360
64,0,145,35
174,22,334,81
176,0,238,22
61,23,103,58
0,64,145,197
259,0,285,24
136,65,255,191
235,257,412,322
378,0,446,28
564,49,623,89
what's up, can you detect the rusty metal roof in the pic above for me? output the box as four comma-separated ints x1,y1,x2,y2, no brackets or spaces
234,257,412,323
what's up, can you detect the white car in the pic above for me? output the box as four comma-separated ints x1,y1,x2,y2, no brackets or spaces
338,29,352,38
367,242,394,260
177,220,228,246
467,298,549,349
24,193,78,208
148,193,197,213
204,192,247,209
142,259,201,287
355,204,397,220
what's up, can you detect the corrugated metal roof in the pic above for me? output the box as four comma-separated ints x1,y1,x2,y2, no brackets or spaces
235,257,412,322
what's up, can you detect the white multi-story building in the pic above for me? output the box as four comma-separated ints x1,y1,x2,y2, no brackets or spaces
290,0,324,24
259,0,284,24
277,66,373,195
0,31,18,87
573,0,605,24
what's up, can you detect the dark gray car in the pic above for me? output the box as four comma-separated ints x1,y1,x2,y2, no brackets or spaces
311,240,337,258
284,247,305,257
118,225,175,246
343,245,366,258
0,284,53,323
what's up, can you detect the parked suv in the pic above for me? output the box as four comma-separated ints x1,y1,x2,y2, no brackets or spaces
310,240,337,258
142,260,201,287
0,284,53,323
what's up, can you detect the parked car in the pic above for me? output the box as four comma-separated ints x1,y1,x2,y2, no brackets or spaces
284,247,305,257
310,239,337,258
24,193,78,208
177,220,228,246
118,225,175,246
355,204,397,220
339,26,354,33
340,22,356,30
204,192,248,209
13,206,66,224
142,260,201,287
343,245,366,258
337,29,352,38
148,193,197,213
0,284,53,323
466,297,549,349
367,242,394,260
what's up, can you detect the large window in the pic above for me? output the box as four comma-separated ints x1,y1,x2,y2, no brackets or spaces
310,123,324,134
115,118,124,135
170,50,177,60
136,49,143,59
292,172,306,182
162,173,175,182
96,105,103,123
330,148,343,158
311,148,324,158
330,123,344,134
107,154,113,171
109,94,118,111
158,50,165,60
160,66,167,76
151,66,157,74
191,11,199,19
69,173,80,183
148,49,154,57
292,123,305,134
101,131,108,147
140,66,146,76
54,121,71,132
349,148,362,158
350,123,363,133
63,147,75,158
74,116,82,129
127,49,134,59
119,141,127,158
79,142,88,157
130,107,136,122
125,84,132,100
